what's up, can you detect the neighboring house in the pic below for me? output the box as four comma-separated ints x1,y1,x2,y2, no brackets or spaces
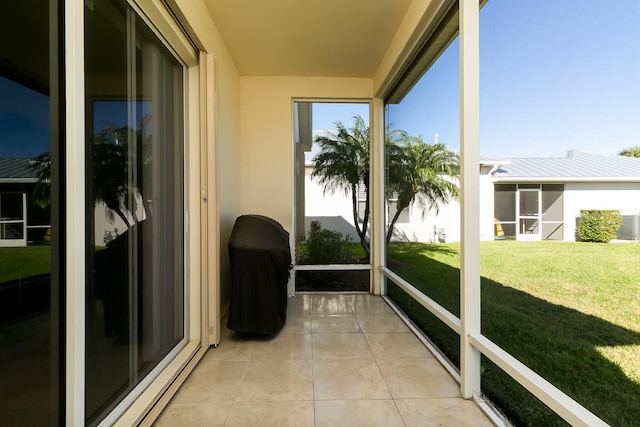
0,157,128,247
489,150,640,242
0,158,43,247
306,150,640,243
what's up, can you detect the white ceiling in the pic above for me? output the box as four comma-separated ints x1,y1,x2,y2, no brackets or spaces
203,0,412,77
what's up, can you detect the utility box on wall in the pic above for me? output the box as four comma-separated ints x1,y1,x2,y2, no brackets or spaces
618,215,640,241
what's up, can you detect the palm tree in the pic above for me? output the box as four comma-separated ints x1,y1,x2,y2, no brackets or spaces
30,152,51,209
92,115,153,226
385,136,459,246
92,123,132,226
312,115,371,257
311,114,460,257
619,146,640,158
30,115,153,228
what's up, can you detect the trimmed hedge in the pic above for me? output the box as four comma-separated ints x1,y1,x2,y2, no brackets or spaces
577,209,622,242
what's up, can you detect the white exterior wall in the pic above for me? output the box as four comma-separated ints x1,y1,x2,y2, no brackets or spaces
479,167,497,241
304,182,463,244
303,166,504,244
393,200,461,243
304,166,360,240
174,0,243,309
305,173,640,243
563,182,640,241
389,167,496,243
304,159,461,243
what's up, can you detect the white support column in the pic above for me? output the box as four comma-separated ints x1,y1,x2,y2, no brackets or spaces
66,0,86,424
370,98,386,295
459,0,481,399
200,52,221,346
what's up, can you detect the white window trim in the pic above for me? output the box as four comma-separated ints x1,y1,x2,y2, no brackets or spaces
65,1,87,424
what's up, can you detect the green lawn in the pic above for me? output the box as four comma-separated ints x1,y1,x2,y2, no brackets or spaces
0,246,51,283
387,241,640,427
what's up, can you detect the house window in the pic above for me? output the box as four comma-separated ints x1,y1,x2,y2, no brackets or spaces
386,193,410,225
494,184,516,238
84,0,185,423
493,184,564,240
0,192,26,245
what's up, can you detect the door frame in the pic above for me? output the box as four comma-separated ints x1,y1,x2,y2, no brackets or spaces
516,187,542,241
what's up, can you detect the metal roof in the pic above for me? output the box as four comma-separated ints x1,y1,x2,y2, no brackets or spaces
0,158,37,183
492,150,640,182
479,154,510,165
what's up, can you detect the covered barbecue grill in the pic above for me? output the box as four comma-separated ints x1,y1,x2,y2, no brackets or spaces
227,214,291,334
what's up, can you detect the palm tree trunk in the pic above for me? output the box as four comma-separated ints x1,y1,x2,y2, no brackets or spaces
361,186,370,237
385,202,407,247
115,208,131,228
351,184,370,259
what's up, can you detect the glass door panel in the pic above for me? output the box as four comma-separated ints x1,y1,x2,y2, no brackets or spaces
85,0,185,423
518,189,541,240
0,0,62,424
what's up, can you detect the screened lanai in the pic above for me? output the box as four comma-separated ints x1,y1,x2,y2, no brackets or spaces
1,0,637,425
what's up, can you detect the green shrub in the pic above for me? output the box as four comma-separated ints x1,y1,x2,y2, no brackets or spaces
303,221,353,264
577,209,622,242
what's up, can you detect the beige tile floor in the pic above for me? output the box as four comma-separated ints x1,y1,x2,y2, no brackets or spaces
154,294,494,426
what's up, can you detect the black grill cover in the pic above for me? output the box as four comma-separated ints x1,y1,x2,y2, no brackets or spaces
227,215,291,334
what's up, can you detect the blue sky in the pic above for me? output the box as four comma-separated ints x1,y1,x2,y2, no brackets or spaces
0,75,149,158
2,0,639,159
318,0,640,158
0,77,50,158
312,102,370,130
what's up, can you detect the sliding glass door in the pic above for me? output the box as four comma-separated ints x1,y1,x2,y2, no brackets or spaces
0,0,63,424
84,0,185,423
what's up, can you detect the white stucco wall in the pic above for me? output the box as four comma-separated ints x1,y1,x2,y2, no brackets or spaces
302,169,640,244
479,167,497,241
563,182,640,241
173,0,243,310
303,177,463,244
303,166,479,244
389,167,496,243
391,201,461,243
419,179,640,243
238,77,373,235
304,167,360,240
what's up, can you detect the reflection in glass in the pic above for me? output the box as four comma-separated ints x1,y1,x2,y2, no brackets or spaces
295,270,370,292
0,1,61,425
84,0,184,424
384,32,461,369
0,193,25,241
